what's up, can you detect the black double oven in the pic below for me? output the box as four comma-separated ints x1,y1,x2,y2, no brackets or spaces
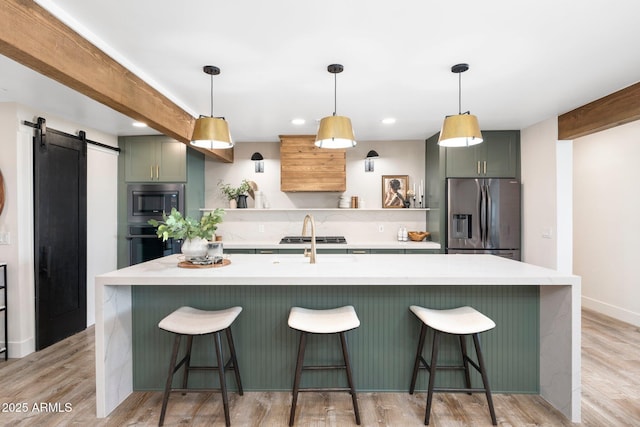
126,184,184,266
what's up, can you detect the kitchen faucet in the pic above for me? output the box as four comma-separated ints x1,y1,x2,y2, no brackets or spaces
301,214,316,264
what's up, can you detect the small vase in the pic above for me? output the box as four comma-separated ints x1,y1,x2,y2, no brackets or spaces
237,194,248,209
181,237,208,260
229,199,237,209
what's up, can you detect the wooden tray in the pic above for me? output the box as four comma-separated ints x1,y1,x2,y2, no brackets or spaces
178,259,231,269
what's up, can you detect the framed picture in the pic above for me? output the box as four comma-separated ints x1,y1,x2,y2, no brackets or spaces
382,175,409,208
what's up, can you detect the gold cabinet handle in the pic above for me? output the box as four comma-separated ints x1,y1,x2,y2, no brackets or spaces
156,165,160,180
258,250,274,254
351,250,367,254
477,161,481,175
483,161,487,174
150,165,153,180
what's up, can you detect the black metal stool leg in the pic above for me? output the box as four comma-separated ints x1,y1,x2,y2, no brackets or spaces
473,333,497,425
159,334,182,426
459,335,472,394
425,331,440,426
339,332,361,425
410,323,428,394
289,332,307,426
181,335,194,393
214,331,231,427
225,327,243,395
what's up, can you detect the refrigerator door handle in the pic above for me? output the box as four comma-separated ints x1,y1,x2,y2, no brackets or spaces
479,184,486,246
485,183,492,247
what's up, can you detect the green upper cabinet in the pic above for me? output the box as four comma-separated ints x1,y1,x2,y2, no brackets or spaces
123,135,187,182
445,130,520,178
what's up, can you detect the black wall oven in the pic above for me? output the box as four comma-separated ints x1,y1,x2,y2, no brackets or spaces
126,184,185,266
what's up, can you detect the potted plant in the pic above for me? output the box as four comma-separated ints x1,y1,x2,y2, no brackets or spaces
148,208,225,258
218,179,251,208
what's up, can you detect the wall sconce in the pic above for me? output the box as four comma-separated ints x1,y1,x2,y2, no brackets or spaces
365,150,379,172
251,152,264,173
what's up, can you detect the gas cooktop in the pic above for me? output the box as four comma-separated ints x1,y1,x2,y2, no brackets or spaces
279,236,347,244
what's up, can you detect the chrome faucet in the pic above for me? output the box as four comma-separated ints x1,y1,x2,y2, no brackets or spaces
301,214,317,264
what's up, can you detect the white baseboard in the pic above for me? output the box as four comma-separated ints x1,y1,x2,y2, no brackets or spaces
8,335,35,358
582,296,640,327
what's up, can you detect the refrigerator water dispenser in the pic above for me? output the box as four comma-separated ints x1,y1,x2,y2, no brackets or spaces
452,214,472,239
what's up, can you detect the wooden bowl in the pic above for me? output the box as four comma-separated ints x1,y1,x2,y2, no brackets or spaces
408,231,430,242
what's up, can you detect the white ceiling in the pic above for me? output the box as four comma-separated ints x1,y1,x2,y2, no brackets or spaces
2,0,640,142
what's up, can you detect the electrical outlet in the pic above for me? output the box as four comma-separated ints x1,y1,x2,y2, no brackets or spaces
378,224,384,233
542,228,553,239
258,224,265,233
0,231,10,245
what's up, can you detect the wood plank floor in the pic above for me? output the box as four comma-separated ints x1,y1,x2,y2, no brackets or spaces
0,308,638,426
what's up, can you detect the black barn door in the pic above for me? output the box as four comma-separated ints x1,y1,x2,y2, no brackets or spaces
33,119,87,350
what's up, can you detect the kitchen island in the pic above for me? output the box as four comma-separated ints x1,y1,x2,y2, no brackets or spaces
95,253,580,422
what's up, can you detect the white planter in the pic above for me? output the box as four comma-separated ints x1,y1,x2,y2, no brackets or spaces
181,237,208,260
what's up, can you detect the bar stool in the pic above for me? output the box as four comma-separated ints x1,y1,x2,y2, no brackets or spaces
158,306,243,427
408,305,497,425
287,305,361,426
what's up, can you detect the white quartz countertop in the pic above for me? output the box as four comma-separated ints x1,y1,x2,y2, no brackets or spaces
222,240,441,250
98,254,579,287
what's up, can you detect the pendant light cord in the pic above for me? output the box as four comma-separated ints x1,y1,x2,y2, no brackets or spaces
210,72,214,117
458,71,462,115
333,71,337,117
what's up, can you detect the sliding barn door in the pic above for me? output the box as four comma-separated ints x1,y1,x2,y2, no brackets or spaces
33,119,87,350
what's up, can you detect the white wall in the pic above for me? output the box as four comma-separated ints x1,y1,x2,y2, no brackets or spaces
205,139,426,209
574,120,640,326
0,102,118,357
521,118,557,267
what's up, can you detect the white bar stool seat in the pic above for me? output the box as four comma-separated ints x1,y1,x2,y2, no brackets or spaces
409,305,496,335
287,305,361,426
158,306,243,427
409,305,497,425
159,306,242,335
288,305,360,333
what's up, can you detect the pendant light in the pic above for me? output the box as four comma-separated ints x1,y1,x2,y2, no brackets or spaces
438,63,483,147
315,64,357,149
190,65,233,149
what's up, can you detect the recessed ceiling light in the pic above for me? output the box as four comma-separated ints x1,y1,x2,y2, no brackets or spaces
132,121,147,128
291,118,306,125
381,118,396,125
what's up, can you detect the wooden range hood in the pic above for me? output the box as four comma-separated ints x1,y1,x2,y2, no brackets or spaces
280,135,346,192
0,0,232,163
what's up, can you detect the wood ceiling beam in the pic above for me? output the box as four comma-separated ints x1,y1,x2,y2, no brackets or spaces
558,81,640,140
0,0,233,163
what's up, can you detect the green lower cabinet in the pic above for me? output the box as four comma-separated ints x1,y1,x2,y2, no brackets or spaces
274,249,301,255
372,249,404,254
224,249,256,254
256,249,280,255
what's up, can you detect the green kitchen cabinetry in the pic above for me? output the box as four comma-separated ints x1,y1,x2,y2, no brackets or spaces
349,249,405,254
404,249,441,254
445,130,520,178
224,249,257,254
123,135,187,182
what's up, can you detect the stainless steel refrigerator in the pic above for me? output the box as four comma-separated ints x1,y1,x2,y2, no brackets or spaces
447,178,521,260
